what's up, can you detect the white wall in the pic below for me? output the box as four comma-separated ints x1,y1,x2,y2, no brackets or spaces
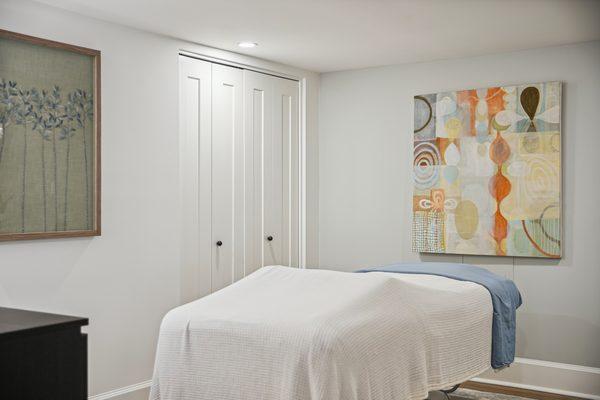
0,0,319,398
319,42,600,395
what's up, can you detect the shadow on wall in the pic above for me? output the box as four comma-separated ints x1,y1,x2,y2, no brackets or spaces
419,253,463,263
419,253,563,268
515,256,561,268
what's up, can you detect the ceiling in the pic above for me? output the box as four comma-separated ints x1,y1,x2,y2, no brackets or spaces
35,0,600,72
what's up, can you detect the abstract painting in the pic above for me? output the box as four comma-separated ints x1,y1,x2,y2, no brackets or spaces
0,30,100,241
412,82,561,258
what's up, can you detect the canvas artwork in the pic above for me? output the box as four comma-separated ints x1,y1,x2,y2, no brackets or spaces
0,30,100,240
412,81,561,258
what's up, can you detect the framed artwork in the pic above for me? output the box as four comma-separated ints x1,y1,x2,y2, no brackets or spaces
0,30,101,241
412,81,561,258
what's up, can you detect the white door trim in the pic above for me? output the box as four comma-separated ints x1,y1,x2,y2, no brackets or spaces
179,50,300,82
178,50,307,269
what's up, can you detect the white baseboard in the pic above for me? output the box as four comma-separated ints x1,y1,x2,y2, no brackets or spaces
88,358,600,400
88,380,151,400
471,377,600,400
475,357,600,399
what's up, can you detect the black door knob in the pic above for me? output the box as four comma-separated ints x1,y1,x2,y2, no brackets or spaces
267,236,273,242
216,240,223,247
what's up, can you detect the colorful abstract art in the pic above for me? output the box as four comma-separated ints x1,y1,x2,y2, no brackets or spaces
412,82,561,258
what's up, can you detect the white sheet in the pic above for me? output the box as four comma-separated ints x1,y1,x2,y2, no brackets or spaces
150,266,492,400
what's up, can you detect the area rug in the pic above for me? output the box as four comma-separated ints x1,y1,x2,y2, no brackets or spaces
453,388,527,400
428,388,530,400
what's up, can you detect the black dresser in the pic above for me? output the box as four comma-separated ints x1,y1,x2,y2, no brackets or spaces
0,307,88,400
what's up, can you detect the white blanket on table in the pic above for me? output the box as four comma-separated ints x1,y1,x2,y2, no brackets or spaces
150,266,492,400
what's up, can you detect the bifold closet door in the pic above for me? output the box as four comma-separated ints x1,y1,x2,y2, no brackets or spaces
179,56,244,301
211,63,244,292
244,70,299,273
180,56,212,303
180,55,299,301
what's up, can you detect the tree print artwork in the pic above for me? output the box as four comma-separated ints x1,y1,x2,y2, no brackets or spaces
0,29,100,240
0,79,93,233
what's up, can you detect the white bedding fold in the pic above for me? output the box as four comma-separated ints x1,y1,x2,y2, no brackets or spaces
150,266,492,400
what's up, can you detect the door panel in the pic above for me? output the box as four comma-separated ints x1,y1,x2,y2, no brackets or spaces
275,78,300,268
211,64,243,292
179,56,212,302
265,85,284,267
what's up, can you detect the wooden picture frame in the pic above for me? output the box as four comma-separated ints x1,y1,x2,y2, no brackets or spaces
0,29,101,241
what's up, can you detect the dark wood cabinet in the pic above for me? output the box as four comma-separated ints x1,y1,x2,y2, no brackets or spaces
0,307,88,400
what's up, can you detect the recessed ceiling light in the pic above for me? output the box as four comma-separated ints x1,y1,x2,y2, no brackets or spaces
238,42,258,48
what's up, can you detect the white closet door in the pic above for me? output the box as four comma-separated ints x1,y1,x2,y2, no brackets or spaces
211,63,244,292
180,56,299,301
179,56,212,302
244,70,299,270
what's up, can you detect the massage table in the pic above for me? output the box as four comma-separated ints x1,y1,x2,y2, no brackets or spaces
150,265,518,400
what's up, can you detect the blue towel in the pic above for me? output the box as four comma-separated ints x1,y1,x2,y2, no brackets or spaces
356,262,522,369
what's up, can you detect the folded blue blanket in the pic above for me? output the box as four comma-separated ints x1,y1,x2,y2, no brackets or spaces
356,262,522,369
